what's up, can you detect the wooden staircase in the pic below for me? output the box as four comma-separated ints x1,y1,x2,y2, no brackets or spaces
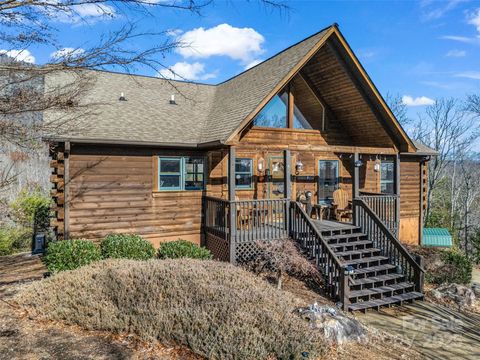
289,200,425,312
320,224,423,312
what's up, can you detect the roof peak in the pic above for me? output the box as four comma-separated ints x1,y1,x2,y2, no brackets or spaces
81,24,338,87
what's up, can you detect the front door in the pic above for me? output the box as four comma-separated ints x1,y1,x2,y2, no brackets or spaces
318,160,339,204
267,156,285,199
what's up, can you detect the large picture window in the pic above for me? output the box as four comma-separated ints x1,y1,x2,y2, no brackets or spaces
235,158,253,189
158,157,205,191
380,159,395,194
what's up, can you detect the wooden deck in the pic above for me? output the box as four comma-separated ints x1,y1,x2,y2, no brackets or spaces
312,219,356,232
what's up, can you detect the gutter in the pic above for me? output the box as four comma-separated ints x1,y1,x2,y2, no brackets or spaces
42,136,225,149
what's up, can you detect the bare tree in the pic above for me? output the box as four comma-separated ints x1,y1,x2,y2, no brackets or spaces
413,98,479,223
385,92,410,127
0,0,287,198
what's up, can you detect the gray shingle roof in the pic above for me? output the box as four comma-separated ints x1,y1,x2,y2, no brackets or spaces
44,27,331,146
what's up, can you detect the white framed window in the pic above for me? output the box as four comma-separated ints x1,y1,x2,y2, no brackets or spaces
158,156,205,191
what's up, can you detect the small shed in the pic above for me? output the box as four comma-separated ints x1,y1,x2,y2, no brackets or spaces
422,228,453,247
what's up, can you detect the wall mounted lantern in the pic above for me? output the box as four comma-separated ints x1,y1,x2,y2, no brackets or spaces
354,160,364,167
257,157,265,174
374,163,380,172
295,160,304,174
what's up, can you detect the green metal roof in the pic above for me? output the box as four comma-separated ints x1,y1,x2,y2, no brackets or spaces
422,228,452,247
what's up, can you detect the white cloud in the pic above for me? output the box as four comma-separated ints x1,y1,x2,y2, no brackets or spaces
50,47,85,60
0,49,35,64
441,35,480,44
402,95,435,107
446,49,466,57
51,3,116,24
177,24,265,65
455,71,480,80
73,3,115,17
421,0,465,21
467,8,480,33
158,61,216,81
244,59,262,70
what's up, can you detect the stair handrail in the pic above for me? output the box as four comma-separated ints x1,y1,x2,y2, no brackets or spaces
353,198,425,292
290,201,351,309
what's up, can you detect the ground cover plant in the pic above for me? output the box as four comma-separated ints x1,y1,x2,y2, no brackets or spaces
158,240,212,260
100,234,155,260
16,259,325,359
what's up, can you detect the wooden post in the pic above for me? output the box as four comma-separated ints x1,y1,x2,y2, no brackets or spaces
284,149,291,233
287,84,294,129
395,153,401,237
64,141,70,240
353,152,360,225
228,146,236,264
339,269,350,311
414,255,424,293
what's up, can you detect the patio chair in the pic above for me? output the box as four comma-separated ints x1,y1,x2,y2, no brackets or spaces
235,196,250,229
332,189,352,222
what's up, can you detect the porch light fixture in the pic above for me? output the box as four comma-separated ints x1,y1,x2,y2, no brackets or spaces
374,163,380,172
272,161,281,173
295,160,304,174
354,160,363,167
257,157,265,173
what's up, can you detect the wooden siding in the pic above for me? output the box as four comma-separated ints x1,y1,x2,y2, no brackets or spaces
65,147,204,246
399,157,422,245
300,45,395,148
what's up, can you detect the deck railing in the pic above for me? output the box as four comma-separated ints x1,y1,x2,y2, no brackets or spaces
359,193,399,236
203,196,290,262
232,198,290,243
353,198,424,292
289,201,350,308
203,196,230,240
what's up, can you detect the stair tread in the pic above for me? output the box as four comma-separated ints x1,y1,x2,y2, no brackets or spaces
348,292,423,311
335,248,381,257
330,240,373,248
352,273,405,286
342,256,389,266
325,233,367,240
353,264,397,275
349,282,414,298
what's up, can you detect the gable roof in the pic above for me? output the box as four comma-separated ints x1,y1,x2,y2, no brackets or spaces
44,24,424,153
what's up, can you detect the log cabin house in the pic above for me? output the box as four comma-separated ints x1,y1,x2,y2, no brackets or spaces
46,24,437,311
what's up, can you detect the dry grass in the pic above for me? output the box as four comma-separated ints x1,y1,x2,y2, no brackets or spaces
15,259,327,360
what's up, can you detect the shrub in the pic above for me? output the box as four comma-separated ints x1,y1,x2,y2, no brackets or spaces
0,226,32,256
43,239,101,273
17,259,325,359
100,234,155,260
10,187,51,232
250,239,321,289
0,229,14,256
426,249,473,285
158,240,212,260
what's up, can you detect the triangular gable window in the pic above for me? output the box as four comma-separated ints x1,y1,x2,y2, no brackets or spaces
253,90,288,128
252,83,317,130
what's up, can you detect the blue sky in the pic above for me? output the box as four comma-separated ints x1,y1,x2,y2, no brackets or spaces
4,0,480,116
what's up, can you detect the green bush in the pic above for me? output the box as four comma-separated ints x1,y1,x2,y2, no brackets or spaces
0,227,32,256
427,250,473,285
10,188,51,232
44,239,101,273
158,240,212,260
100,234,155,260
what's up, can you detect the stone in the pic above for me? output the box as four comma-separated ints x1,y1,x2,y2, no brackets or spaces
297,303,367,344
433,283,476,307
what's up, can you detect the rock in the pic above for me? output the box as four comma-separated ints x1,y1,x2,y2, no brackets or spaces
472,284,480,297
434,283,476,307
297,303,367,345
